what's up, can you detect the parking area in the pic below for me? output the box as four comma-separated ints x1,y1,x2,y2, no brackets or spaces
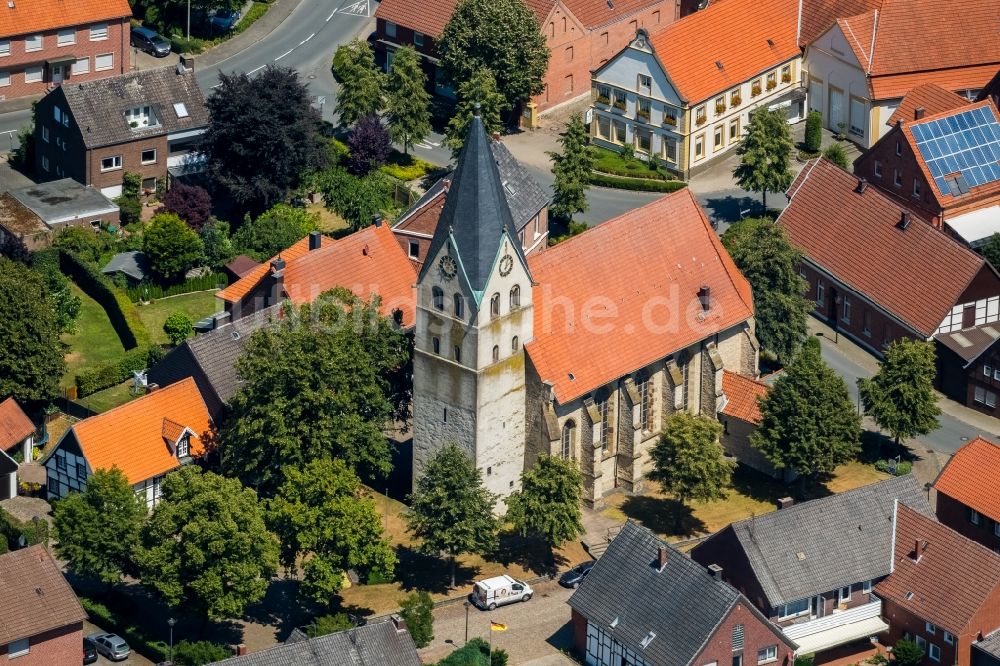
85,620,154,666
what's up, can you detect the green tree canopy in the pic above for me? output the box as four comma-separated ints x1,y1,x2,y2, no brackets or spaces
199,219,235,269
231,204,320,261
892,639,925,666
445,69,508,155
406,443,499,588
399,591,434,648
648,413,733,531
0,257,65,404
505,455,583,558
333,39,386,129
221,289,410,495
52,467,145,586
983,233,1000,269
143,213,204,283
268,458,395,605
387,46,432,155
733,108,794,209
751,337,862,489
314,167,394,231
163,312,194,346
31,251,81,334
439,0,550,109
136,466,279,623
548,113,593,222
858,339,941,445
721,217,812,363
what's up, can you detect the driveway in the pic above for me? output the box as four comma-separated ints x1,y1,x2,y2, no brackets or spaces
85,620,154,666
419,579,575,665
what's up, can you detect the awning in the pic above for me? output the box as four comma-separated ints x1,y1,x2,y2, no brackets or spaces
945,205,1000,248
791,616,888,655
46,54,77,64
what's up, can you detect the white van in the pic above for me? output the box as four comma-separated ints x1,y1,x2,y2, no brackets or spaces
471,575,533,610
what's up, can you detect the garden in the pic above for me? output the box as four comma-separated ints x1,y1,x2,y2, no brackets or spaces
588,145,688,193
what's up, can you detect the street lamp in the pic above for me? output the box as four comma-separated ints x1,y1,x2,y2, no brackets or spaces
186,0,191,40
463,601,470,644
167,618,176,663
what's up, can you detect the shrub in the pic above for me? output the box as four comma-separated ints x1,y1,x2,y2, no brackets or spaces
588,172,689,192
58,250,150,349
172,640,231,665
169,35,207,54
805,111,822,152
874,459,913,477
0,507,49,551
892,639,925,666
306,613,354,638
822,143,849,169
143,213,204,282
399,591,434,647
381,152,436,181
163,312,194,346
125,272,225,302
158,183,212,230
75,345,158,397
232,2,269,36
348,114,391,176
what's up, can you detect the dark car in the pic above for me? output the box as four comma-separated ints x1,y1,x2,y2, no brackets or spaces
210,9,241,31
88,633,131,662
83,637,98,664
559,561,595,588
131,25,171,57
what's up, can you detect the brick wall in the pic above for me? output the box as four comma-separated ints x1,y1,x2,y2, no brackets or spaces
691,527,773,612
571,608,587,657
0,622,83,666
854,126,941,224
694,600,794,666
936,492,1000,552
85,137,170,192
881,598,964,666
0,19,130,101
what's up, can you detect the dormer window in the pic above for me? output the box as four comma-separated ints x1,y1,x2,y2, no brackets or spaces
177,434,190,458
126,105,157,129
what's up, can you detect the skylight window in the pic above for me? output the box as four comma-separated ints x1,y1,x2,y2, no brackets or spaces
174,102,189,118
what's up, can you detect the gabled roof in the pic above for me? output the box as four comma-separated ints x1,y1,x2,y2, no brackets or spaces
218,234,334,303
885,83,969,128
720,371,768,425
646,0,799,105
934,322,1000,366
526,188,753,404
66,377,211,485
933,436,1000,523
695,475,933,609
569,522,793,666
61,69,209,150
1,0,131,38
224,255,260,279
0,397,34,451
0,545,86,646
875,503,1000,635
102,251,149,282
208,620,421,666
779,158,990,338
798,0,880,47
976,631,1000,661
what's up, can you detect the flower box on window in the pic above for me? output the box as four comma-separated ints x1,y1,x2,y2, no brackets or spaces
766,79,777,90
663,114,678,126
613,99,627,111
781,72,792,83
731,94,742,106
715,101,726,115
751,83,762,97
637,110,650,122
596,94,610,105
696,114,706,126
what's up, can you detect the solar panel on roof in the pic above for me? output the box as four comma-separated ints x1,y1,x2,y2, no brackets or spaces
913,107,1000,197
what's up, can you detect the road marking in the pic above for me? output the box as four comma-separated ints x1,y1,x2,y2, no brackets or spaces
304,32,315,42
275,48,294,61
327,10,336,20
248,65,265,75
337,0,371,16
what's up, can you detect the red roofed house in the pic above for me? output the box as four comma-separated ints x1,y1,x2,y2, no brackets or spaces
589,0,806,179
0,0,132,101
372,0,694,118
877,503,1000,666
718,371,785,479
0,397,36,500
43,377,211,508
778,158,1000,358
932,437,1000,552
803,0,1000,148
0,545,87,665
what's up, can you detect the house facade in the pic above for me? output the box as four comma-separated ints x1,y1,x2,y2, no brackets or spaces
33,67,208,198
935,324,1000,416
932,437,1000,552
0,397,35,500
0,0,132,101
590,0,804,179
718,371,784,480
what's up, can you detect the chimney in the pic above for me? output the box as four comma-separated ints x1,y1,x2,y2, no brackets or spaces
235,644,247,657
855,177,868,194
777,497,795,510
898,210,911,230
657,546,668,571
146,383,159,394
308,230,322,251
698,285,711,312
914,106,925,121
708,563,723,580
177,54,194,74
373,215,383,228
914,539,922,561
268,257,285,305
391,614,407,633
491,132,501,141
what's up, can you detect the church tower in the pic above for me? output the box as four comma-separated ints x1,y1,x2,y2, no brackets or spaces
411,112,534,502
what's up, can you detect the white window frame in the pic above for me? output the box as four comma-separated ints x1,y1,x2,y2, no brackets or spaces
988,391,997,408
0,39,10,57
57,28,76,47
894,169,902,187
995,522,1000,538
975,387,987,405
100,155,123,172
839,585,851,603
42,125,49,142
842,296,852,324
385,21,397,38
874,160,882,178
925,622,936,635
24,65,43,83
408,241,419,259
928,644,940,662
985,365,993,377
816,279,825,306
413,31,424,47
41,155,50,172
993,368,1000,381
779,599,810,619
90,23,109,41
944,632,955,645
863,580,872,594
8,637,29,657
95,53,114,71
913,179,921,198
25,34,43,52
970,508,982,524
916,636,927,651
72,57,90,75
140,148,157,165
757,645,778,664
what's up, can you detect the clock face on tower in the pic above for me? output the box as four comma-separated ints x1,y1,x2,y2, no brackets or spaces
439,255,458,280
498,254,514,277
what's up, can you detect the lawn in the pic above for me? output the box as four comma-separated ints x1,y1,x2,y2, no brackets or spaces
76,380,141,414
61,283,126,388
589,145,672,180
136,290,221,345
306,202,350,235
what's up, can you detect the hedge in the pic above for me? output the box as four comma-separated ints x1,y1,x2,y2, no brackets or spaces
126,272,226,303
58,250,150,349
75,346,161,397
79,596,170,664
588,172,689,192
0,507,49,552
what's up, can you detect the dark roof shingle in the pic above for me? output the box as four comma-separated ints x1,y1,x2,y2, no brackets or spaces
934,323,1000,366
0,545,86,645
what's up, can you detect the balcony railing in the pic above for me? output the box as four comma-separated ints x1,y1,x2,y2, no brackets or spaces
783,599,883,641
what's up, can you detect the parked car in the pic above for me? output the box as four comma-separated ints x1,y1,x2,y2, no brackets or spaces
88,633,130,661
210,9,241,31
131,25,172,57
559,561,595,588
470,575,532,610
82,637,98,664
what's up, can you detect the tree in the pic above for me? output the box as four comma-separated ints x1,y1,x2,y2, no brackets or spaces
0,234,28,263
0,258,65,404
221,289,410,495
144,213,204,282
823,143,849,169
116,172,143,227
136,466,279,626
892,639,925,666
333,39,386,129
406,443,499,588
163,312,194,346
858,339,941,446
158,183,213,230
268,458,395,605
231,204,319,261
439,0,550,109
648,413,733,531
199,219,235,269
804,110,822,153
31,251,81,334
306,614,355,638
171,640,230,666
202,66,328,213
984,233,1000,269
721,217,812,363
733,108,794,209
444,69,508,155
387,46,432,155
52,468,145,586
315,168,394,231
752,337,862,491
399,591,434,648
347,114,391,176
505,455,583,560
548,113,593,222
52,226,111,264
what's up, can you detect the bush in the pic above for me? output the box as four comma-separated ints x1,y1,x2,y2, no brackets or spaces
805,111,822,152
169,35,207,54
588,172,689,192
58,250,150,349
589,147,671,180
306,613,354,638
78,596,170,663
399,591,434,648
348,114,391,176
0,507,49,551
874,459,913,476
232,2,269,36
822,143,849,169
172,640,231,665
126,272,225,303
381,152,436,181
158,183,213,230
892,639,925,666
163,312,194,346
75,345,158,397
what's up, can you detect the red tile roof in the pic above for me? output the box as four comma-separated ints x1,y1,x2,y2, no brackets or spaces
0,397,34,451
0,545,85,646
647,0,799,104
779,158,991,337
1,0,132,38
875,503,1000,635
886,83,969,128
798,0,880,46
526,189,754,404
933,436,1000,523
217,235,334,304
70,378,211,486
721,371,768,424
393,190,446,237
283,223,418,327
561,0,666,29
374,0,554,39
870,65,1000,102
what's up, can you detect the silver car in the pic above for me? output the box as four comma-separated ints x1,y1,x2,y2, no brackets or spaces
88,633,131,661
